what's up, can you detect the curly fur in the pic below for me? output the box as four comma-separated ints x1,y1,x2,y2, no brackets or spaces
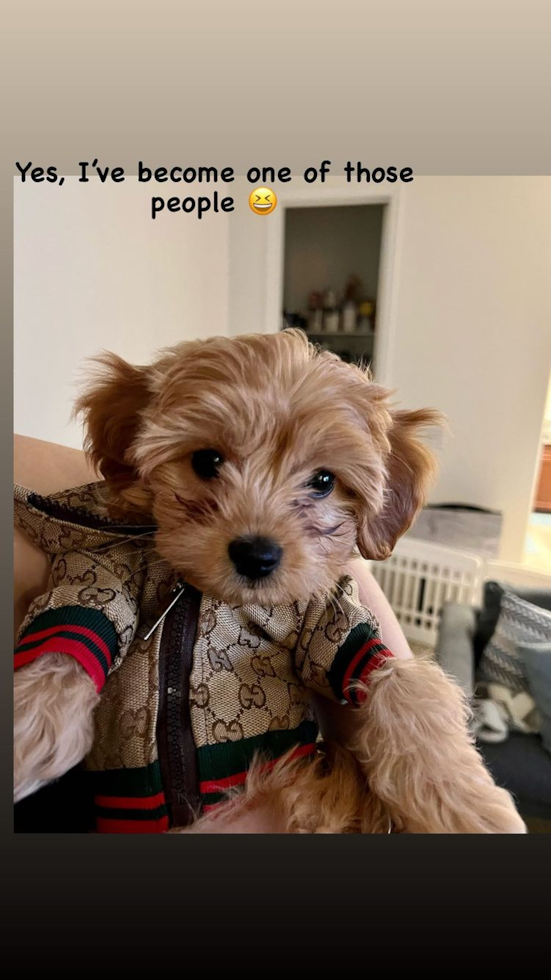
15,329,526,832
349,657,526,833
14,654,99,803
168,742,379,835
75,330,442,605
171,660,527,835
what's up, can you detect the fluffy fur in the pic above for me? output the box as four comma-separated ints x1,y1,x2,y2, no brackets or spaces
76,329,441,604
14,655,98,804
14,329,526,832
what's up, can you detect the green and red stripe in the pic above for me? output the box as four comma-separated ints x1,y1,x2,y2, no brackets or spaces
91,761,169,833
328,622,393,705
15,606,118,692
198,719,318,811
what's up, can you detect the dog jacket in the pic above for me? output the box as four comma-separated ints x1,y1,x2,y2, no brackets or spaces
14,481,394,832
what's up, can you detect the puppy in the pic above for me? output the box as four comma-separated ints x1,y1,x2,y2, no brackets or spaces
14,329,525,833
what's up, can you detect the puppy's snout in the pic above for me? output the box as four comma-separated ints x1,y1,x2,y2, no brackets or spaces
228,536,282,580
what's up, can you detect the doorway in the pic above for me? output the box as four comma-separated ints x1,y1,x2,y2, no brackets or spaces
280,203,386,375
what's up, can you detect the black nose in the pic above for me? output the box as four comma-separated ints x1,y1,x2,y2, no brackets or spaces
228,536,282,580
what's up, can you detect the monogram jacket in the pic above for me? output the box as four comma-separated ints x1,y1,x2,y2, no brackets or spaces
14,481,393,833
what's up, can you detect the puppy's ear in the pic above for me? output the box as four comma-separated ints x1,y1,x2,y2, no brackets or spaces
75,353,152,512
357,409,443,561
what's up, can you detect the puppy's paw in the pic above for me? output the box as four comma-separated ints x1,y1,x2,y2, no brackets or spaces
351,657,528,834
460,780,527,835
14,654,99,803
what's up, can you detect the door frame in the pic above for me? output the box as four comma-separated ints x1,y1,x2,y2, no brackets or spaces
262,180,403,386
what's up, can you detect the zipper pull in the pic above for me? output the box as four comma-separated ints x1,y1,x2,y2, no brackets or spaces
143,580,186,640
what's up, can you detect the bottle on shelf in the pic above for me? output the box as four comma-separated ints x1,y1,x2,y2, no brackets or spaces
341,275,361,334
322,287,339,333
357,299,375,334
307,291,323,333
341,301,357,334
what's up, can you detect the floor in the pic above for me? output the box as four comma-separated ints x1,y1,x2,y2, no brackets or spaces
523,511,551,574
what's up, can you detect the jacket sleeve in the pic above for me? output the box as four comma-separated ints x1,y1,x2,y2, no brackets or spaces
14,549,140,692
294,575,395,706
14,488,142,693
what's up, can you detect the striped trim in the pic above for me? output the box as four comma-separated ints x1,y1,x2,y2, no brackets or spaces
96,817,169,834
328,622,394,705
95,791,166,810
197,720,318,809
201,743,317,811
200,743,316,795
15,606,118,692
91,761,169,834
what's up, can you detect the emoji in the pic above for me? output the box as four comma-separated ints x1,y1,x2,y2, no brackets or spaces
249,186,278,215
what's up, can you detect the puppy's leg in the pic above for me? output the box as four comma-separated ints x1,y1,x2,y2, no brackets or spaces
170,744,374,834
170,799,289,834
351,657,526,834
14,654,99,802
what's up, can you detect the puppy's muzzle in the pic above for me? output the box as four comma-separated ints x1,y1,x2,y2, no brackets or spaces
228,536,282,580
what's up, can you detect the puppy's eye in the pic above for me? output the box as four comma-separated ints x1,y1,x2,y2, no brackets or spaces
307,470,335,498
191,449,224,479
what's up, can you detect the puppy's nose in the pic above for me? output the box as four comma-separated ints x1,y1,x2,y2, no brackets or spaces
228,536,282,580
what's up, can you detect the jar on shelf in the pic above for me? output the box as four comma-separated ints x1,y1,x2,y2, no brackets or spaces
342,275,361,334
341,299,357,334
308,308,323,332
357,300,375,334
307,291,323,333
322,288,339,333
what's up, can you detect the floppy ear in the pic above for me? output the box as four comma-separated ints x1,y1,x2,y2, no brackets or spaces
74,353,152,515
357,408,443,561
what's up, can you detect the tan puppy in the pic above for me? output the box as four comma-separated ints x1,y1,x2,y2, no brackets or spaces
14,330,525,833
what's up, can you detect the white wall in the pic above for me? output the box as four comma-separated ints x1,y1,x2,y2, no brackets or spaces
228,176,551,563
391,177,551,561
14,178,230,448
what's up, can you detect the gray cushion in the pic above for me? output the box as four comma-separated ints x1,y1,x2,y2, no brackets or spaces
473,580,551,666
522,641,551,756
479,590,551,695
435,602,477,696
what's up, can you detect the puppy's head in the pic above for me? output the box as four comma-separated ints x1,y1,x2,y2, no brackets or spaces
76,330,443,605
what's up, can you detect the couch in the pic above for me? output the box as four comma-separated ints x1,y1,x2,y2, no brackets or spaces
435,597,551,827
